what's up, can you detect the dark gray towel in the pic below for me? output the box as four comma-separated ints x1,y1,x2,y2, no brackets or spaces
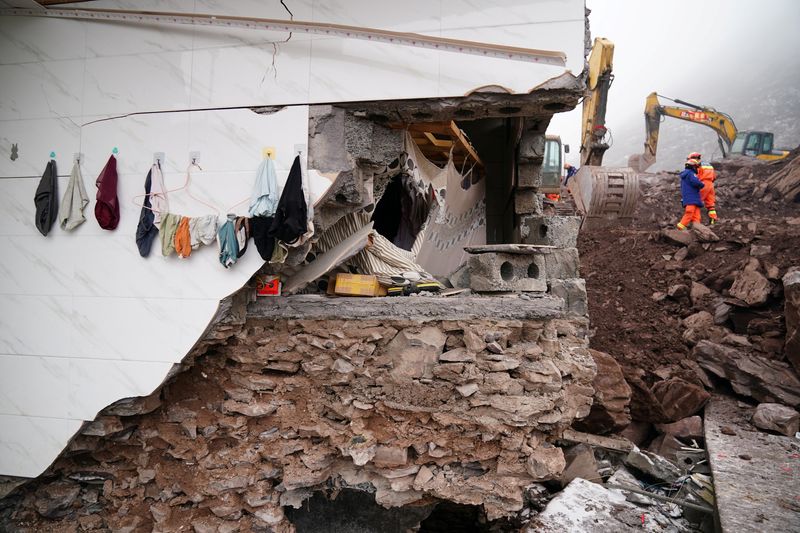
34,159,58,236
135,168,158,257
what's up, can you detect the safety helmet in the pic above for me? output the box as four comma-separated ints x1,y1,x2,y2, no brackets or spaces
685,158,700,168
687,152,702,160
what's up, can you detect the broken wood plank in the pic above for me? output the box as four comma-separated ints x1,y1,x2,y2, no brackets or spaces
561,429,634,452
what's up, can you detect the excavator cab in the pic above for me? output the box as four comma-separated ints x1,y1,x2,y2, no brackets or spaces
730,131,787,160
540,135,564,195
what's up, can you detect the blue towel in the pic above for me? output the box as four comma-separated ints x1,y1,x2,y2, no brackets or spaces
217,214,239,268
248,158,279,218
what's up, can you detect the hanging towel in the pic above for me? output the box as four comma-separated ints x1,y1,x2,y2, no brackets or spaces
34,159,58,236
174,216,192,258
59,161,89,231
135,168,158,257
269,240,288,264
268,156,307,245
234,216,250,258
95,155,120,230
248,158,279,217
217,214,239,268
251,215,276,261
189,214,218,249
160,213,181,256
290,155,315,247
149,163,168,227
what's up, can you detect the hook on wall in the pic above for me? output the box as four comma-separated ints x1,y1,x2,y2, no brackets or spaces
49,151,56,159
112,147,119,155
189,150,200,165
73,152,83,164
153,152,165,166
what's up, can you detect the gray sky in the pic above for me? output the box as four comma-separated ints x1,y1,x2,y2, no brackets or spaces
549,0,800,168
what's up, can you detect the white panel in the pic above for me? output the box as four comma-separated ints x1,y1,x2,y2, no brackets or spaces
81,51,193,115
0,236,75,296
84,18,195,58
0,60,84,120
0,118,81,178
0,295,75,357
0,414,82,477
0,355,70,417
311,0,441,33
0,177,47,236
0,17,86,64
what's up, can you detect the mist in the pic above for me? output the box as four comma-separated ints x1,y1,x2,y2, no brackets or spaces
549,0,800,171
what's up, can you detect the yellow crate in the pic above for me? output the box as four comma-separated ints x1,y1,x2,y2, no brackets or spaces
333,273,387,297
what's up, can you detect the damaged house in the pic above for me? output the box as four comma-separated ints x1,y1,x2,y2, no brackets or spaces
0,1,611,530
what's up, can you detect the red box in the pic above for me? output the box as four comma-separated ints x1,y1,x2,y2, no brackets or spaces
256,275,281,297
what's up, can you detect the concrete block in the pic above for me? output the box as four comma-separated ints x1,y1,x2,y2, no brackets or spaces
548,279,587,316
519,215,580,248
542,248,580,280
467,253,546,292
514,190,543,215
518,163,543,189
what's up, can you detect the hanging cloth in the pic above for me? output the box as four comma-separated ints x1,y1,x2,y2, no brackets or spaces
174,216,192,258
149,163,168,227
248,158,279,218
160,213,181,256
251,215,276,261
135,168,158,257
234,216,250,258
59,161,88,231
189,214,218,249
268,156,307,245
95,155,120,230
34,159,58,236
217,214,239,268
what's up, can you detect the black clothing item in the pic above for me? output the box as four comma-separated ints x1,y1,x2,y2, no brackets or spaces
234,216,250,258
251,215,276,261
268,156,307,244
372,174,431,251
135,168,158,257
372,175,403,245
34,159,58,236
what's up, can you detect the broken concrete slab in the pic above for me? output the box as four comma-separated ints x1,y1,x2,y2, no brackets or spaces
705,395,800,533
518,215,581,248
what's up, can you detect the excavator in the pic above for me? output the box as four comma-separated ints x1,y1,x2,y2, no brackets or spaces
629,92,792,172
541,37,639,226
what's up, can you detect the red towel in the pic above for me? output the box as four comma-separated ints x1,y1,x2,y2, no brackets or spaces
95,155,120,230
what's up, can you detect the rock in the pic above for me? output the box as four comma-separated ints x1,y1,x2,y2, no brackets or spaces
694,340,800,406
646,434,683,463
729,268,772,307
661,228,694,246
750,244,771,257
655,416,703,439
385,327,446,381
572,350,631,434
526,446,566,480
714,300,732,325
456,383,479,397
651,291,667,302
624,446,682,483
150,502,171,523
784,267,800,374
486,341,504,354
682,310,717,345
439,347,475,362
690,223,719,242
102,394,160,416
751,403,800,437
607,466,654,505
651,378,710,422
82,416,123,437
373,445,408,467
222,400,277,417
667,284,689,300
331,358,355,373
673,247,689,261
690,281,712,304
34,481,80,518
618,421,652,446
626,374,670,423
560,444,599,487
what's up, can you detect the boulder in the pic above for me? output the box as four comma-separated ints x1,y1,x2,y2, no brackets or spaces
667,284,689,300
661,228,694,246
655,416,703,439
647,434,684,463
626,374,670,423
34,481,80,518
729,268,772,307
690,223,719,242
572,350,631,434
751,403,800,437
690,281,712,304
651,378,710,422
385,327,446,381
560,443,599,487
694,340,800,406
784,268,800,374
618,421,652,446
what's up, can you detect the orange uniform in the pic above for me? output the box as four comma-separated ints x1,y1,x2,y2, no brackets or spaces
697,163,717,222
677,205,701,229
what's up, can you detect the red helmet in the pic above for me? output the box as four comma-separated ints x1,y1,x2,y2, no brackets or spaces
686,158,700,168
687,152,702,160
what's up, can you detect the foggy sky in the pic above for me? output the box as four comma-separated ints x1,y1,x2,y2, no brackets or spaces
549,0,800,169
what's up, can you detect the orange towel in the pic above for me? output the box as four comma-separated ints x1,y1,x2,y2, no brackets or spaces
174,216,192,258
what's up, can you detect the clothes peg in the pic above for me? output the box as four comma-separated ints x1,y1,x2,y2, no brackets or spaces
262,147,276,160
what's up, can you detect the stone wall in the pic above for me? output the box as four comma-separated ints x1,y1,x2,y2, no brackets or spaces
0,297,594,532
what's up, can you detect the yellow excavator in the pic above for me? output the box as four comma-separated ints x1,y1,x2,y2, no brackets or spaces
629,92,792,172
542,37,638,226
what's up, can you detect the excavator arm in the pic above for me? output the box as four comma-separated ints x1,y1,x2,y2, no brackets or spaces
633,92,739,172
580,37,615,166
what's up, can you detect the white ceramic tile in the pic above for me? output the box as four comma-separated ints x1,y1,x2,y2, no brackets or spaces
0,17,86,65
0,414,82,477
0,236,75,296
194,0,313,20
186,106,309,173
79,112,191,175
311,0,440,33
66,357,173,419
81,51,192,115
0,295,75,357
441,0,581,31
84,17,195,58
0,117,82,178
0,177,46,237
309,38,440,102
0,60,85,120
189,39,311,108
0,355,70,417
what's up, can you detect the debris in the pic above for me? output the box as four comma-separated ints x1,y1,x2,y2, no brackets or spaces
751,402,800,437
784,267,800,373
650,378,710,422
560,444,600,486
624,446,682,483
572,349,632,434
655,416,703,439
561,429,634,452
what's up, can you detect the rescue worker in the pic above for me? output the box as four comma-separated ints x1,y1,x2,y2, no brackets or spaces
677,158,705,230
564,163,578,188
688,152,718,224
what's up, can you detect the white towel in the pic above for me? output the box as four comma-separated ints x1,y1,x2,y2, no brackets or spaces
150,163,169,227
59,161,89,231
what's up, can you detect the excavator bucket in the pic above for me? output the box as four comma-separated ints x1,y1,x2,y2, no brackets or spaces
569,166,639,228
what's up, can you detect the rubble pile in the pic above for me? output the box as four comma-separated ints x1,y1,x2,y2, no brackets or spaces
0,310,601,531
580,151,800,427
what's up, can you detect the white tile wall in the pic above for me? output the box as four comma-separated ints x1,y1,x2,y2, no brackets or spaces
0,0,583,478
